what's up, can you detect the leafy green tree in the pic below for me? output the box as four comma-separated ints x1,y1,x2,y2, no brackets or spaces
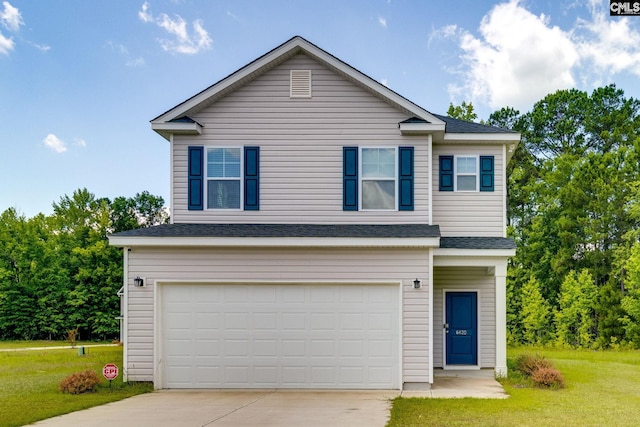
0,188,167,340
555,270,597,347
595,278,626,348
619,242,640,346
520,276,552,345
447,101,478,122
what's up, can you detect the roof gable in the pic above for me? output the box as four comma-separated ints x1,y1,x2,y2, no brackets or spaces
150,35,520,150
151,36,446,137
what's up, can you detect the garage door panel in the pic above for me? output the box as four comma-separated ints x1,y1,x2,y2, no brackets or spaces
161,284,400,389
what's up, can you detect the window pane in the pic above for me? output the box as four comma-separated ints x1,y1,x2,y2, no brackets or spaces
207,148,241,178
362,148,395,178
362,180,395,209
457,175,476,191
207,180,241,209
207,149,224,177
224,148,241,177
457,157,476,174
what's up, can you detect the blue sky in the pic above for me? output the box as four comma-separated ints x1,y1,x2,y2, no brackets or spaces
2,0,639,217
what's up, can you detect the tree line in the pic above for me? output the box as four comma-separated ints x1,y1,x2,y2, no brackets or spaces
455,84,640,348
0,189,168,340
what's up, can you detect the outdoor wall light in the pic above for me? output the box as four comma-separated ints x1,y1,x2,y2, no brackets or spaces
413,278,421,289
133,276,144,287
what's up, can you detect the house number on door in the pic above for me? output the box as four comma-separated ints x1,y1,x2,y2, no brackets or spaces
455,330,467,335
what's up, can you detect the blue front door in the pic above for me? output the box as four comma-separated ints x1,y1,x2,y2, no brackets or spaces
445,292,478,365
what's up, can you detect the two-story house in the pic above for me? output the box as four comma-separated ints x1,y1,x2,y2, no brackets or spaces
108,36,519,391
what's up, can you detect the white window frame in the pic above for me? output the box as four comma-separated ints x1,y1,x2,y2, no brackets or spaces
205,146,244,210
359,146,398,211
454,155,479,192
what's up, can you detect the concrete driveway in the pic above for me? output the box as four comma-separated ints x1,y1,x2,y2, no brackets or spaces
30,390,399,427
30,376,507,427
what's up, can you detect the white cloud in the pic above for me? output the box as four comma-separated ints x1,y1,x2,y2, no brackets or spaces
574,1,640,79
0,1,21,55
448,0,578,111
28,41,51,52
74,138,87,148
0,31,12,54
138,2,153,23
43,134,67,153
126,57,145,67
378,16,387,28
440,0,640,112
380,78,388,86
139,3,212,55
429,24,457,42
1,1,22,32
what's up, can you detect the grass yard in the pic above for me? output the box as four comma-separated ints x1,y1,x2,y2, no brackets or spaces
0,342,153,427
388,347,640,427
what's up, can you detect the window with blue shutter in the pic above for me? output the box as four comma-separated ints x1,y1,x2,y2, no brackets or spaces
398,147,414,211
343,147,358,211
439,155,454,191
244,146,260,210
480,155,494,192
188,146,204,210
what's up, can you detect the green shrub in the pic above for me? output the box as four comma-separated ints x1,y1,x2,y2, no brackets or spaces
59,370,100,394
515,353,553,376
530,366,566,389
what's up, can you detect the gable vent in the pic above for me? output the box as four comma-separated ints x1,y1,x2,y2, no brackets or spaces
290,70,312,98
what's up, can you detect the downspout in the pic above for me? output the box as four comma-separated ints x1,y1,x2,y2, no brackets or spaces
122,247,129,382
428,246,434,384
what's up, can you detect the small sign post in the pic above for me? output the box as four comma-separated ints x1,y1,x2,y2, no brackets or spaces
102,363,119,387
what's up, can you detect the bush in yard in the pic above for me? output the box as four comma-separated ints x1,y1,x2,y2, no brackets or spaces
60,370,101,394
530,366,566,389
515,353,565,389
515,353,553,376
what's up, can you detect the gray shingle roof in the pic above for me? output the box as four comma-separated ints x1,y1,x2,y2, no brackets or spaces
439,236,516,250
431,114,517,134
399,115,516,134
111,223,441,238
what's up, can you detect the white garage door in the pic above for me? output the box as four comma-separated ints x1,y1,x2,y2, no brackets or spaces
160,283,400,389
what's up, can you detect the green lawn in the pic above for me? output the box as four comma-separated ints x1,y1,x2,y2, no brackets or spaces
0,340,109,350
388,348,640,427
0,342,153,427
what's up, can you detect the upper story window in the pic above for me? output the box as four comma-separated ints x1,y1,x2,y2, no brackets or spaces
439,155,494,192
456,156,478,191
207,147,242,209
361,147,397,210
188,146,260,211
343,146,414,211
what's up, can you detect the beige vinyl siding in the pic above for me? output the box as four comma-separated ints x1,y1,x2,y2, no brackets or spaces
171,53,430,224
125,247,430,385
432,267,496,368
432,144,504,236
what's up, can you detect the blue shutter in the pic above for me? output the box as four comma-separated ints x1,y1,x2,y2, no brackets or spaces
398,147,414,211
480,155,494,192
244,146,260,210
343,147,358,211
188,146,204,210
439,155,454,192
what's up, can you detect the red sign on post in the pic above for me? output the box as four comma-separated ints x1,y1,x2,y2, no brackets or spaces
102,363,119,381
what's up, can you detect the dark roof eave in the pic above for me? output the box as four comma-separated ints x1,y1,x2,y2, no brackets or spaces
438,236,516,250
109,223,441,239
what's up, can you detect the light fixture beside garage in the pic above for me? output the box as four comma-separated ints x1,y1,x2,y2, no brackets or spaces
133,276,144,287
413,278,421,289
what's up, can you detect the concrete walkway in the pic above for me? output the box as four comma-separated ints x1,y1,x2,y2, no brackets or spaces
30,376,507,427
